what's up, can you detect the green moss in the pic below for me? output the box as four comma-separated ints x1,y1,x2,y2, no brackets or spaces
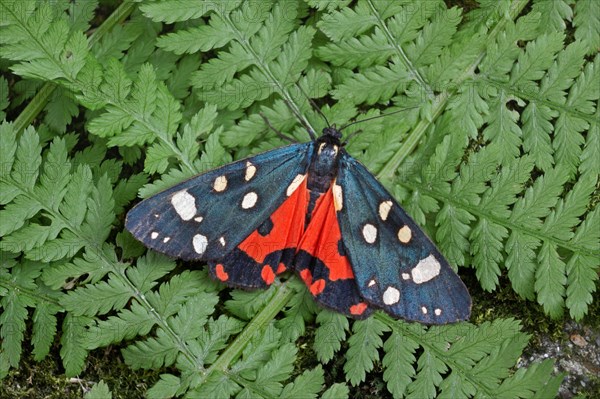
1,343,159,399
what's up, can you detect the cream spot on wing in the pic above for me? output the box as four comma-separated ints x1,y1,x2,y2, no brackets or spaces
362,224,377,244
194,216,203,223
219,236,226,246
193,234,208,254
151,232,159,239
154,214,160,218
213,175,228,192
163,237,171,243
379,201,392,221
401,273,410,280
368,279,376,287
397,226,412,243
411,254,441,284
245,162,256,181
332,182,343,211
242,192,258,209
171,190,196,221
435,308,442,316
286,174,306,196
421,306,428,314
383,286,400,305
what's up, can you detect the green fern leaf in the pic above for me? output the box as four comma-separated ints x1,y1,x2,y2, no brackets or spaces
313,310,348,363
406,7,462,68
573,0,600,54
60,313,91,376
382,329,419,397
279,366,324,398
146,374,180,399
407,349,446,399
321,382,349,399
332,62,410,104
535,241,567,318
566,207,600,319
531,0,572,33
317,1,377,41
84,380,112,399
62,276,131,317
344,317,389,385
317,28,393,68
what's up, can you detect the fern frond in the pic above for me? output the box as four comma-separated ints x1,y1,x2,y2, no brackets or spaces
1,1,594,398
573,0,600,54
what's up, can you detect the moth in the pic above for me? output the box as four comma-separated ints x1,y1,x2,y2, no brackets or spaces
126,122,471,324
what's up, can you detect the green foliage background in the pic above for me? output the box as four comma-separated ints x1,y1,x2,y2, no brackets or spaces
0,0,598,397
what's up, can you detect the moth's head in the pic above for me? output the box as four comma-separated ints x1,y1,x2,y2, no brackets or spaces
321,125,343,142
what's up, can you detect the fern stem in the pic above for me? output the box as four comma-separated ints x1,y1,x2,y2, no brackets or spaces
400,179,598,257
11,1,136,134
220,12,315,134
365,0,433,99
377,0,531,180
201,283,294,380
477,76,599,124
0,277,61,308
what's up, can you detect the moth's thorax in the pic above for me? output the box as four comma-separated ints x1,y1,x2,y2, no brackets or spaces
307,138,342,194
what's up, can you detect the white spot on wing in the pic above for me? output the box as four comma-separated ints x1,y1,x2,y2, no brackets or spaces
151,232,159,239
383,286,400,305
245,162,256,181
401,273,410,280
379,201,392,221
421,306,428,314
213,176,227,192
219,236,226,246
194,216,203,223
411,254,441,284
242,192,258,209
435,308,442,316
362,224,377,244
163,237,171,243
368,279,376,287
332,182,343,211
398,225,412,243
193,234,208,254
286,174,306,196
171,190,196,221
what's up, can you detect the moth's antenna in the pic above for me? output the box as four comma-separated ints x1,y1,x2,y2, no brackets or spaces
338,106,419,131
294,82,331,127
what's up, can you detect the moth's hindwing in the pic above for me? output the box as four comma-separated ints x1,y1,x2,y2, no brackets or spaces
336,154,471,324
125,142,314,261
295,186,371,318
208,176,309,288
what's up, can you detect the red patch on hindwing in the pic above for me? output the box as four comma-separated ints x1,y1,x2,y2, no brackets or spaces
299,268,326,295
261,265,275,285
238,179,308,263
350,302,368,316
310,279,326,295
298,187,354,281
215,264,229,281
300,268,312,285
276,262,287,273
